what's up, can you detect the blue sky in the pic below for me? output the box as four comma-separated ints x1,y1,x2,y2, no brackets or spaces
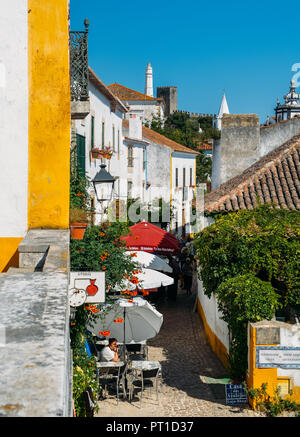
70,0,300,122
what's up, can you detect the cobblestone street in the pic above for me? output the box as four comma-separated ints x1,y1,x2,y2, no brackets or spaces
96,284,262,417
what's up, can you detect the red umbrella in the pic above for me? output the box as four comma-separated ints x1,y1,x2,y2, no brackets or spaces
121,221,179,254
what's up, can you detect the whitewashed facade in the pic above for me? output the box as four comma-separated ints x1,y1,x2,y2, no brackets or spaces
0,1,28,238
74,68,197,233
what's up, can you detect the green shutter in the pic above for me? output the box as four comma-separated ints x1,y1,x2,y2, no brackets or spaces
76,134,86,176
91,116,95,148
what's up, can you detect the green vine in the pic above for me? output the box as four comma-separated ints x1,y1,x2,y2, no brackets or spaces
194,205,300,380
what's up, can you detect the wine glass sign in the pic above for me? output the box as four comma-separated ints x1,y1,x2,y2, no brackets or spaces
69,271,105,304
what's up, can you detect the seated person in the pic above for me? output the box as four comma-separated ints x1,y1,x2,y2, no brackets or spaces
100,337,119,362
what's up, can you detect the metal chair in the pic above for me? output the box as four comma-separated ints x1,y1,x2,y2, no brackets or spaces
126,343,148,361
97,362,127,404
128,366,161,406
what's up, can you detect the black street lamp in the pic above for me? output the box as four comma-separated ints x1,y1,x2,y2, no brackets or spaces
92,164,115,202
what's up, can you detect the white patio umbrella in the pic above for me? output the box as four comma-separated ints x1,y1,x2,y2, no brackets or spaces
120,268,174,291
125,250,173,273
87,297,163,343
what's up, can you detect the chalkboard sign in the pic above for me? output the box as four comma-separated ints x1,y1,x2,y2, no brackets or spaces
225,384,248,405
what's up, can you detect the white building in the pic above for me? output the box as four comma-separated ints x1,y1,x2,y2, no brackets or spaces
107,63,165,125
122,119,198,236
73,67,128,223
275,80,300,122
74,67,198,235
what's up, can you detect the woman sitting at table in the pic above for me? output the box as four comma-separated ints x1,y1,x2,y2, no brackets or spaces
100,338,119,362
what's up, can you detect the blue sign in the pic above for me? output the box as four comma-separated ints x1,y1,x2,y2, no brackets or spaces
225,384,248,405
256,346,300,369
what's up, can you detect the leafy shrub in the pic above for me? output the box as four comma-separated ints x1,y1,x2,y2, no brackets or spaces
193,205,300,379
216,274,281,379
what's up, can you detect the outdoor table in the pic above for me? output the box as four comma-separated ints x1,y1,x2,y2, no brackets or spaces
96,361,124,368
130,360,161,371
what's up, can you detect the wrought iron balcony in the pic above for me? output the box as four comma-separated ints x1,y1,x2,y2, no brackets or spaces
70,19,90,119
70,19,89,101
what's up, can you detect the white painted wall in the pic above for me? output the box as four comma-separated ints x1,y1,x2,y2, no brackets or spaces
197,278,230,352
124,100,164,125
171,152,197,236
75,81,126,224
277,324,300,386
0,1,28,237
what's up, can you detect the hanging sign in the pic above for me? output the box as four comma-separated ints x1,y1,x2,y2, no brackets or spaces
69,271,105,305
225,384,248,405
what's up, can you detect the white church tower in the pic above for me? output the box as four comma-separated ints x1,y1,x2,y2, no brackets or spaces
214,92,229,130
145,62,153,97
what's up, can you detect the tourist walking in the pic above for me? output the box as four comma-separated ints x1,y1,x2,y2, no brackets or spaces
167,256,181,301
181,257,194,295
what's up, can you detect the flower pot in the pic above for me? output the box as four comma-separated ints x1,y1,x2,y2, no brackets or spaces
70,222,87,240
91,148,113,159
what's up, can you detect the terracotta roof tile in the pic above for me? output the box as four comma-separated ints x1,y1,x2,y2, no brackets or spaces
204,135,300,213
108,83,163,102
122,119,198,155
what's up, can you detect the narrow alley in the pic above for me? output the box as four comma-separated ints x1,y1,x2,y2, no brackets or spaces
96,285,262,417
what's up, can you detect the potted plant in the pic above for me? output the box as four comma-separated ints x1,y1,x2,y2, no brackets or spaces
91,146,113,160
70,207,89,240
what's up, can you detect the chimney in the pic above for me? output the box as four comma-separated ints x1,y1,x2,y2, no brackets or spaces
129,114,142,140
145,62,153,97
212,114,260,189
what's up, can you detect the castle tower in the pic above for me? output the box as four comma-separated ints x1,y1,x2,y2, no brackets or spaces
214,92,229,130
145,62,153,97
157,86,178,116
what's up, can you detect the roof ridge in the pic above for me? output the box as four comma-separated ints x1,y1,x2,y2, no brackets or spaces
108,83,157,101
205,134,300,211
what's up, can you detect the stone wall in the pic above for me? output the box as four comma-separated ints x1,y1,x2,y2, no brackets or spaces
0,230,72,417
215,114,260,187
260,117,300,157
157,87,178,116
212,115,300,189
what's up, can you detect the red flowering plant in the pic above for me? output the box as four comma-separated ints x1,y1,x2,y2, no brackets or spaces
70,221,141,415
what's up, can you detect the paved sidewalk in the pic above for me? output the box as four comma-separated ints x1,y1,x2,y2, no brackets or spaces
96,284,262,417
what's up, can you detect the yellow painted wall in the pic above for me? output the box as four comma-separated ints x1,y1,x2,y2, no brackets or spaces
247,324,300,407
28,1,70,229
197,298,229,368
0,238,22,272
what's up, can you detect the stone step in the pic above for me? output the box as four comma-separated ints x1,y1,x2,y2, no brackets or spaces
6,267,35,275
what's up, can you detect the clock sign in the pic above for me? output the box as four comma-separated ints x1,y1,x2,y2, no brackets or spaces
69,272,105,306
69,288,87,308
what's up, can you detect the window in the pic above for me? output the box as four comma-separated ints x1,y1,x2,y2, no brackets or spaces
127,180,133,198
190,168,193,186
175,168,178,187
143,147,146,170
76,134,86,176
128,145,133,167
101,121,105,147
112,125,115,152
91,116,95,148
118,129,120,158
